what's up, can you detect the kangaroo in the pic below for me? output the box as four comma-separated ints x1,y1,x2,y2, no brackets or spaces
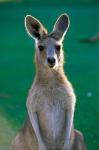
11,14,87,150
80,32,99,43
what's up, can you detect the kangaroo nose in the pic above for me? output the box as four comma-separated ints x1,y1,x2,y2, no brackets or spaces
47,57,56,66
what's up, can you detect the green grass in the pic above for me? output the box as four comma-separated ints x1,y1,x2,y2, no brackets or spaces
0,3,99,150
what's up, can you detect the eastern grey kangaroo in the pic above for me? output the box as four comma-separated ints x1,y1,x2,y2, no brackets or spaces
11,14,87,150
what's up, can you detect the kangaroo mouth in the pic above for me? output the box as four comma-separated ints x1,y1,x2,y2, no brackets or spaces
49,64,55,68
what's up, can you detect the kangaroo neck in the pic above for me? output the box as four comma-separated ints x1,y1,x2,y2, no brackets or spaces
35,64,67,86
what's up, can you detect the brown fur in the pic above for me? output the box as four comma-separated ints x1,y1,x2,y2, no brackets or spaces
11,14,87,150
12,118,87,150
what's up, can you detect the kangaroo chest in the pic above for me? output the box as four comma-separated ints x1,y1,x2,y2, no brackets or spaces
34,87,70,148
29,84,75,148
38,101,66,148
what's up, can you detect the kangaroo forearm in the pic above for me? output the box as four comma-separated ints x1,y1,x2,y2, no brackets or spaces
26,101,44,146
64,109,74,149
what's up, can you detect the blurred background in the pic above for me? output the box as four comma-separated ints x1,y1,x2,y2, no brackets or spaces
0,0,99,150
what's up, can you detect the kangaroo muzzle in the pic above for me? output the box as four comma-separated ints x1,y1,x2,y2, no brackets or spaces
47,57,56,68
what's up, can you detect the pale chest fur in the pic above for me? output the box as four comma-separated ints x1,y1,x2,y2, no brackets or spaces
27,82,76,148
28,81,76,111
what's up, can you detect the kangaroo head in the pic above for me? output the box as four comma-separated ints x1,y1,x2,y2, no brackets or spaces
25,14,70,69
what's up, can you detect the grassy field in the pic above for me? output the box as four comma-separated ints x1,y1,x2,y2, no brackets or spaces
0,3,99,150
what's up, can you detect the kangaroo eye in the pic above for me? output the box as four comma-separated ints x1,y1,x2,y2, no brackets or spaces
55,45,61,52
38,45,44,51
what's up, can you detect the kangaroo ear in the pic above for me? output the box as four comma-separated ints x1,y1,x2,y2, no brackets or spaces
50,14,70,41
25,15,47,40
